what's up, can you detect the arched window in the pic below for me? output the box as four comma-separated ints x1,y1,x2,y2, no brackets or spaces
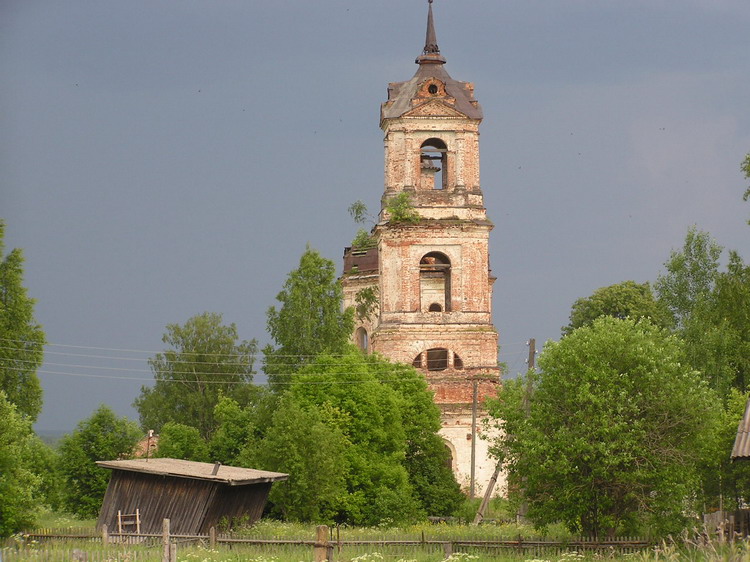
443,440,457,471
420,252,451,312
355,327,368,352
420,138,447,190
413,349,463,371
426,348,449,371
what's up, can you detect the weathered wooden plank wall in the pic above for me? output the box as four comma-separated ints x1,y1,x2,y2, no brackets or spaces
97,470,275,534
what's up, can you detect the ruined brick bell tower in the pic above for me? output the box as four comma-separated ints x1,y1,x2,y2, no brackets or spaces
342,1,500,491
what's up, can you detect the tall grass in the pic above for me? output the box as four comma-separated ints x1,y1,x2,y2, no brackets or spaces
10,513,749,562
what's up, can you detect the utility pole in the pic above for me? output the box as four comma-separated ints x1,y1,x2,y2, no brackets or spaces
517,338,536,522
523,338,535,415
527,338,536,370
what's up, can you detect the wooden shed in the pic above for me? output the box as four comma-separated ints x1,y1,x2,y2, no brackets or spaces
96,458,288,535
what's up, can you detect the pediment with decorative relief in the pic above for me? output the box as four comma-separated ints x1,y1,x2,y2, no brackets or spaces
403,100,468,119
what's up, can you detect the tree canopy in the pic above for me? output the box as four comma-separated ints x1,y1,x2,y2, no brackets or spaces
156,350,462,525
133,312,258,438
654,226,722,330
562,280,671,336
264,246,354,385
58,405,141,519
0,221,45,422
155,422,210,462
696,389,750,513
654,228,750,399
489,317,717,537
0,392,40,537
246,392,350,522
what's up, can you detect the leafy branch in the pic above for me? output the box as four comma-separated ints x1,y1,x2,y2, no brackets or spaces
348,201,377,249
355,286,379,321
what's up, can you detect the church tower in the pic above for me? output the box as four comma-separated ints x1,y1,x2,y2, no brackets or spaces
342,1,500,491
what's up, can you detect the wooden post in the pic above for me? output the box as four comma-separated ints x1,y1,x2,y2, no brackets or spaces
516,338,536,522
162,518,171,562
473,462,501,524
101,523,109,545
443,541,453,558
470,379,478,499
209,526,216,549
170,542,177,562
313,525,329,562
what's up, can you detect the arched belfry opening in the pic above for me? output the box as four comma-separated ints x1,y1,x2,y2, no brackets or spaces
420,138,447,190
420,252,451,312
411,348,465,371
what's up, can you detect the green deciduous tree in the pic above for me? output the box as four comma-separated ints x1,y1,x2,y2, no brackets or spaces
696,389,750,513
23,434,63,511
367,356,464,517
58,405,141,519
711,252,750,391
489,317,718,538
562,280,672,336
0,392,40,537
208,394,260,465
245,393,350,522
654,226,721,330
155,422,210,462
0,221,45,422
215,350,459,524
291,354,417,525
655,228,750,399
134,312,257,438
264,247,354,385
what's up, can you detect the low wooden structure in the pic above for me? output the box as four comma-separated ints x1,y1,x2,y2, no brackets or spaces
96,458,288,535
731,400,750,460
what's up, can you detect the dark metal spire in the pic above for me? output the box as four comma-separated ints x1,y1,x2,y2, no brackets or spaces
424,0,439,54
416,0,446,65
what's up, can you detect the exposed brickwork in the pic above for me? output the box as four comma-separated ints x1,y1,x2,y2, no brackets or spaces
341,36,503,495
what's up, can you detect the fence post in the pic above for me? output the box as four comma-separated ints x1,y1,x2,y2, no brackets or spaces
102,523,108,545
170,542,177,562
443,541,453,558
162,518,171,562
209,526,216,549
314,525,329,562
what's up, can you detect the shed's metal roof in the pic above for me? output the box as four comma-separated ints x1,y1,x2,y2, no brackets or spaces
731,400,750,460
96,458,288,486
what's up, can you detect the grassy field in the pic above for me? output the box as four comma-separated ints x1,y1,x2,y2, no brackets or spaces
4,541,750,562
3,511,747,562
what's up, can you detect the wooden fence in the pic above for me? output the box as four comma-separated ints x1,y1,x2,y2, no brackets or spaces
2,523,654,561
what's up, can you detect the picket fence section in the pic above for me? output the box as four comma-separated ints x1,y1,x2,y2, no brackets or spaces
2,525,654,561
